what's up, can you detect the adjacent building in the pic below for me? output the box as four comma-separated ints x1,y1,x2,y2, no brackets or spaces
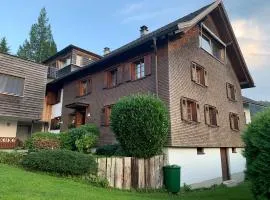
44,1,254,187
42,45,101,133
0,53,47,148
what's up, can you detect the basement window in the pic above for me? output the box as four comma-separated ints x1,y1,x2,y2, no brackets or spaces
197,147,205,155
232,148,237,153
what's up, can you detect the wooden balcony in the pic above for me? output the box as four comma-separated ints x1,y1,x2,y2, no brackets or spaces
0,137,18,149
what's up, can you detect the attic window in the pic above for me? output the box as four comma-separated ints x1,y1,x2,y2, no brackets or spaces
200,24,226,62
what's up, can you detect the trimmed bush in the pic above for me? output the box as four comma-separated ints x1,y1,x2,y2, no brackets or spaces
25,132,60,151
60,124,99,153
0,151,25,166
242,109,270,200
21,149,97,175
110,94,169,158
95,144,120,157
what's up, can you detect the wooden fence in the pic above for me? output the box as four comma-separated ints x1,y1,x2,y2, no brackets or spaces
0,137,18,149
97,155,167,189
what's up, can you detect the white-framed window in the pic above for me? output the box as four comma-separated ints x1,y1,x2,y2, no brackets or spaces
199,24,226,62
134,59,145,80
0,73,25,96
76,55,83,66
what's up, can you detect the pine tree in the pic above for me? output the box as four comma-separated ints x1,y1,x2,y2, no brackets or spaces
0,37,10,54
17,8,57,63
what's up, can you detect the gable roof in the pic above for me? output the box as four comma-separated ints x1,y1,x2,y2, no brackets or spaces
243,96,268,108
47,0,254,90
42,44,102,64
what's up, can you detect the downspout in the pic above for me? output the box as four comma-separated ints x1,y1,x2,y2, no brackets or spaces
153,37,158,97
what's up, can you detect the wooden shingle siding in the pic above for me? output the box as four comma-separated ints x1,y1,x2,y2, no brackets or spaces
0,53,47,120
167,15,245,147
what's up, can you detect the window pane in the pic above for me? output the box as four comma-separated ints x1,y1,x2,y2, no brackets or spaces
0,73,24,96
201,34,212,53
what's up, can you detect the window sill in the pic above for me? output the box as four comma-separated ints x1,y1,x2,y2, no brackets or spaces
182,119,200,125
76,92,91,98
228,98,237,103
206,124,219,128
0,92,24,98
192,80,207,88
231,128,240,132
197,152,205,155
200,47,225,65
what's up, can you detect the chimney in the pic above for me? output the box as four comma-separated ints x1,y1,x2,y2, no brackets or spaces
103,47,110,56
140,25,149,37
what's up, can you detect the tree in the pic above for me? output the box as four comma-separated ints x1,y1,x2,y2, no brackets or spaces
17,8,57,63
242,109,270,200
0,37,10,53
110,94,169,158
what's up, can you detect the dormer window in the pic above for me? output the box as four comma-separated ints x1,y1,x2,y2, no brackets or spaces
200,24,226,62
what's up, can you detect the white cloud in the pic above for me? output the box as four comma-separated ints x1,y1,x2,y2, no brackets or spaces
119,2,144,15
232,19,270,70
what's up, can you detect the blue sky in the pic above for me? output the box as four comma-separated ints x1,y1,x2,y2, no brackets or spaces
0,0,269,101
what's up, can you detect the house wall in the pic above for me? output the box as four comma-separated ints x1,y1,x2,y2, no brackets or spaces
229,148,246,182
51,89,63,119
0,53,47,121
0,119,17,137
166,148,223,186
167,15,245,147
61,45,169,145
243,103,251,124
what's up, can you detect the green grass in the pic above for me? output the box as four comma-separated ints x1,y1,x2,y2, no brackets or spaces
0,164,253,200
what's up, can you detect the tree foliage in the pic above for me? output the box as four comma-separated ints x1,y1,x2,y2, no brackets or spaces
110,94,169,158
17,8,57,63
242,109,270,200
0,37,10,53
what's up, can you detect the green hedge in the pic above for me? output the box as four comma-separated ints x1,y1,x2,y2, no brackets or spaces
110,94,169,158
21,149,97,175
25,132,60,151
95,144,126,157
0,151,25,166
60,124,99,153
242,109,270,200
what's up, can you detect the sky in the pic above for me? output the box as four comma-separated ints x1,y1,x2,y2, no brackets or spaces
0,0,269,101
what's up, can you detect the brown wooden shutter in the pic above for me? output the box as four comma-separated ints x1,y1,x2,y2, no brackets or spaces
131,63,136,81
191,63,197,82
100,108,105,126
144,54,152,76
204,70,208,87
47,91,57,105
103,72,108,89
226,83,230,100
233,87,237,101
117,65,123,85
77,81,81,96
229,113,234,130
204,105,210,125
124,63,132,82
216,109,219,126
75,111,83,127
181,98,188,121
87,79,92,93
196,103,200,122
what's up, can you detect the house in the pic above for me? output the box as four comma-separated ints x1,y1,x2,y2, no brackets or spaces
42,45,101,133
243,96,268,124
45,0,254,187
0,53,47,148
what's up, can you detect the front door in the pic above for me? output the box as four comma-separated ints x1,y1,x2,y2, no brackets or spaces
75,110,85,127
220,148,230,181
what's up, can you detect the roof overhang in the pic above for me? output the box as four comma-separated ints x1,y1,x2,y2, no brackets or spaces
65,102,89,109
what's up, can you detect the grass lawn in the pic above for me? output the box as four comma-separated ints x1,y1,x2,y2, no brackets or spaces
0,164,252,200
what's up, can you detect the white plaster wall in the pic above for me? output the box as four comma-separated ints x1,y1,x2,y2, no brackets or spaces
51,89,63,119
166,148,222,186
0,119,17,137
49,130,60,134
229,148,246,175
243,104,251,124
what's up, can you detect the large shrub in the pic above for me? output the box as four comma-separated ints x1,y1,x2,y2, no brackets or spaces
95,144,126,157
60,124,99,153
21,149,97,175
0,151,25,166
110,94,169,158
25,132,60,151
242,109,270,200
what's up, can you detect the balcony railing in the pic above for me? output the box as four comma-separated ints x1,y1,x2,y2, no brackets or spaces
47,66,58,79
0,137,18,149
